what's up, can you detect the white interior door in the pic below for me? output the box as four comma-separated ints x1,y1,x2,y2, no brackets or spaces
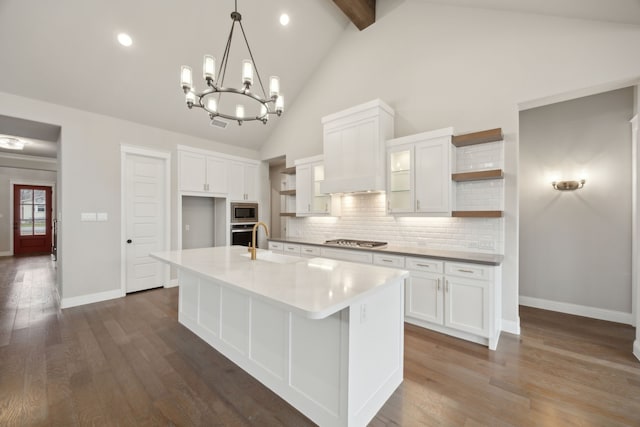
124,153,166,293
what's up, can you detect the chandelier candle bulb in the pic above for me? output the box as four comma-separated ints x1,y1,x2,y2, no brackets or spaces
181,66,193,91
236,104,245,118
276,95,284,114
206,97,217,112
269,76,280,97
203,55,215,81
185,90,196,106
242,60,253,86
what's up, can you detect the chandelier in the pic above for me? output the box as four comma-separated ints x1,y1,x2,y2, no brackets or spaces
180,0,284,126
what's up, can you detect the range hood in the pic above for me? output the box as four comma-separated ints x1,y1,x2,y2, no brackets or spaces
320,99,394,194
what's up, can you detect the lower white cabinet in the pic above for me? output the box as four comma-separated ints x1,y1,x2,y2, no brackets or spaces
405,259,501,350
320,247,374,264
300,245,321,258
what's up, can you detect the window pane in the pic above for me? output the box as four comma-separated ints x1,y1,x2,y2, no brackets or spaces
34,205,46,219
20,220,33,236
34,220,46,235
20,189,33,204
34,190,46,204
21,205,33,220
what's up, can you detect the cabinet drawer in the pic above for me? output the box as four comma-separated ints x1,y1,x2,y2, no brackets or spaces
405,257,444,274
283,244,301,255
268,241,284,251
373,254,405,268
300,245,321,257
445,262,493,281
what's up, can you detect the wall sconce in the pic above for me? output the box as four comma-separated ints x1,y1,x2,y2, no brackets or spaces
552,179,586,191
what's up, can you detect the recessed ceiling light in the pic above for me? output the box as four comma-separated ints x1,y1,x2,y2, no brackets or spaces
117,32,133,47
0,136,25,150
279,13,290,26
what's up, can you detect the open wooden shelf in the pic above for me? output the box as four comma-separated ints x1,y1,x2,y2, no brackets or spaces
452,128,503,147
280,189,296,196
281,166,296,175
452,210,503,218
452,169,504,182
280,212,296,217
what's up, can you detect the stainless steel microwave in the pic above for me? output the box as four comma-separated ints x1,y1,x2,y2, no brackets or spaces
230,202,259,223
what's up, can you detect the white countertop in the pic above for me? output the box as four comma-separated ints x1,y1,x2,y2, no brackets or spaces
269,237,504,265
151,246,408,320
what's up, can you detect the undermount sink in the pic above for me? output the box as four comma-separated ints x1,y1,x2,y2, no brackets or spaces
241,251,301,264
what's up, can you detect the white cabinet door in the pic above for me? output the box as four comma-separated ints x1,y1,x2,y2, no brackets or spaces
229,161,258,201
295,163,311,215
300,245,321,258
387,145,414,213
405,271,443,325
444,276,490,337
414,137,451,214
244,163,258,202
206,156,228,194
311,163,330,213
228,162,244,201
179,151,207,192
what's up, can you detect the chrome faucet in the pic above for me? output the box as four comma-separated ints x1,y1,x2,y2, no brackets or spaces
248,221,269,260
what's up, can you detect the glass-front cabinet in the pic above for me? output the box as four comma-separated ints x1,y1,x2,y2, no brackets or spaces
311,164,329,213
295,155,340,217
387,145,414,213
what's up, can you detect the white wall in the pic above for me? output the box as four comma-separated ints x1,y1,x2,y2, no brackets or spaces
519,88,634,319
0,92,260,304
260,0,640,333
0,165,57,254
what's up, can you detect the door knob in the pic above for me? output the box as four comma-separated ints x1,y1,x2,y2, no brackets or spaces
126,239,132,244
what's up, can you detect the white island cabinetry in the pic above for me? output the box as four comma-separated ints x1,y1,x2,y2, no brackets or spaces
151,246,407,427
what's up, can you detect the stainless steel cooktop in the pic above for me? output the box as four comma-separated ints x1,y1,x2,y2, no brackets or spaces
324,239,388,248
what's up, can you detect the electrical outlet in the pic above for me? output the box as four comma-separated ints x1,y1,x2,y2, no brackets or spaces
468,241,479,249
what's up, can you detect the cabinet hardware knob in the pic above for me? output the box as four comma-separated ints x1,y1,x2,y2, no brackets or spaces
126,239,132,244
417,199,420,210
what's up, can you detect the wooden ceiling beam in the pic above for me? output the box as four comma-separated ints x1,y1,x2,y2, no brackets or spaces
332,0,375,31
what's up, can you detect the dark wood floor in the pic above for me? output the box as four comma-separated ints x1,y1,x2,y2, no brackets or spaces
1,255,639,426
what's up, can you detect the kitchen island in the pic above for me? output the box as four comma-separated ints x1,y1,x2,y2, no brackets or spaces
151,246,409,427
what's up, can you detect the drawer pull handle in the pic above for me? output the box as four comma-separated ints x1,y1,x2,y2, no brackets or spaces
437,279,440,291
445,280,449,292
416,263,431,268
458,269,474,274
382,259,393,263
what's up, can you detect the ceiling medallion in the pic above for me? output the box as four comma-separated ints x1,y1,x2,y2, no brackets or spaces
180,0,284,126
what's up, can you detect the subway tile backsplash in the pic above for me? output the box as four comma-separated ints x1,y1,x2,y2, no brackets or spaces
286,192,503,254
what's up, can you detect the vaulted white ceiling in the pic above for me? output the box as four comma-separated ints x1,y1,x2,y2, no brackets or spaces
0,0,638,155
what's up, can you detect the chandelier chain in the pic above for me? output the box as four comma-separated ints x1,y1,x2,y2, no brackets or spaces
238,21,268,99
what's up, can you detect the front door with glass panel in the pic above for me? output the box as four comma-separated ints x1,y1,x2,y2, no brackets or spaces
13,185,52,255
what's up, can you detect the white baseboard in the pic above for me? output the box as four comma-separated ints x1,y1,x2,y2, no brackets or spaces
501,318,521,335
164,279,179,288
519,296,634,325
634,340,640,362
61,288,124,309
0,251,12,257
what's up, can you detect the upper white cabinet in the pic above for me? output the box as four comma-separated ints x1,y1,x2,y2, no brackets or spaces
386,127,453,216
178,146,259,202
179,150,228,194
295,155,340,216
229,160,259,202
320,99,394,194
